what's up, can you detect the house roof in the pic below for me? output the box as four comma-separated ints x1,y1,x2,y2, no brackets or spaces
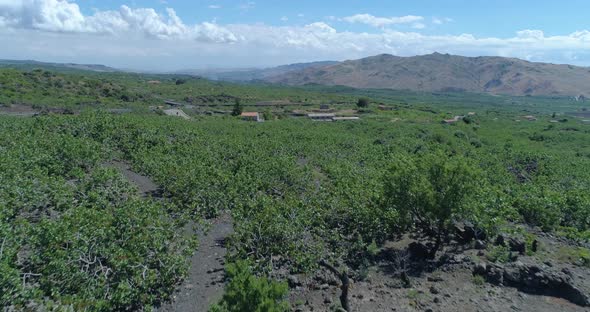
308,113,335,118
333,117,360,121
241,112,259,117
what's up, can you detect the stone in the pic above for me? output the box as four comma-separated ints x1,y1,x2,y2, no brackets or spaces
430,286,440,294
455,221,477,243
481,262,590,307
288,275,302,288
495,234,506,246
473,262,487,276
508,238,526,254
408,242,430,260
475,240,487,250
433,297,441,304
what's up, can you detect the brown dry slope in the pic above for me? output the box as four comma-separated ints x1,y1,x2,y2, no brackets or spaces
267,53,590,97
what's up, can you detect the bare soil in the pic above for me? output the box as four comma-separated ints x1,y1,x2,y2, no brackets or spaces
107,160,234,312
158,214,234,312
0,104,39,116
290,233,590,312
105,161,159,197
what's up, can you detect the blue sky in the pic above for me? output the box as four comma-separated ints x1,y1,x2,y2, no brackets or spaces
80,0,590,37
1,0,589,70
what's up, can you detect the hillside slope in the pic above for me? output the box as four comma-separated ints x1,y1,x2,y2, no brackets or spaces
177,61,338,81
267,53,590,97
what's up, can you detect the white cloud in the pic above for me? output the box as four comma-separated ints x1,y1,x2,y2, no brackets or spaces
0,1,589,69
280,16,288,22
208,5,222,9
238,1,255,11
433,17,453,25
412,23,426,29
0,0,238,42
342,14,423,28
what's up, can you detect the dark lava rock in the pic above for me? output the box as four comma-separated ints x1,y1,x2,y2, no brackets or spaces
508,237,526,254
408,242,430,260
288,275,302,288
495,234,506,246
476,261,590,307
475,240,487,250
430,286,440,295
455,221,477,243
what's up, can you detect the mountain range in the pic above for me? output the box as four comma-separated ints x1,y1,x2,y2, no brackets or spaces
2,54,590,97
0,59,118,73
265,53,590,97
174,61,338,82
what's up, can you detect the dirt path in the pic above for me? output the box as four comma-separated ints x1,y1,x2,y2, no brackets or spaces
159,214,234,312
106,160,233,312
106,161,159,197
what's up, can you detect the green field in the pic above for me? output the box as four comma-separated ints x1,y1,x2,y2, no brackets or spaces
1,68,590,310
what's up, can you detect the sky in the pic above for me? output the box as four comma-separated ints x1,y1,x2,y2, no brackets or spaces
0,0,589,70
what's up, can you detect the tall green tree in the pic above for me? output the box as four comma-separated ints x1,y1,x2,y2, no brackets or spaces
383,152,478,258
232,98,243,116
357,97,370,108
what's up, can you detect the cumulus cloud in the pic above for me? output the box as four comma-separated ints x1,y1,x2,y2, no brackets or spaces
0,0,238,42
0,1,589,69
433,17,453,25
342,14,423,28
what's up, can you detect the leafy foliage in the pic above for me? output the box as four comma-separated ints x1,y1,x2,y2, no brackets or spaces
210,261,289,312
383,152,479,256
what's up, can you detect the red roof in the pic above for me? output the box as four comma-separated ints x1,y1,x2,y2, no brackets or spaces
241,112,259,117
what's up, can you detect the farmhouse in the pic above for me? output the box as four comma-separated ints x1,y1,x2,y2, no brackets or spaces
378,104,394,111
241,112,262,122
308,113,335,121
443,115,465,124
522,115,537,121
333,117,360,121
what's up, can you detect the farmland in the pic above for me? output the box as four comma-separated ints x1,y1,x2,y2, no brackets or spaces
1,68,590,311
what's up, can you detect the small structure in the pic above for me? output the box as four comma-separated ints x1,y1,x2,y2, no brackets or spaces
291,110,308,117
468,112,476,116
320,104,330,110
147,80,161,84
241,112,262,122
522,115,537,121
308,113,335,121
378,104,394,111
164,100,183,107
443,115,465,124
333,117,360,121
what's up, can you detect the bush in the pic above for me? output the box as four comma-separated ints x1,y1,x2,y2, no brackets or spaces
357,98,370,108
210,260,289,312
383,152,479,258
231,98,243,117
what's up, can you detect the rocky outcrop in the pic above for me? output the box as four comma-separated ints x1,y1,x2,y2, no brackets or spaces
473,261,590,307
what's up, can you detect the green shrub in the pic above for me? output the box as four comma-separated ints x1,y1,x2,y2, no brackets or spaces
487,245,511,263
210,260,289,312
383,151,479,258
472,274,485,286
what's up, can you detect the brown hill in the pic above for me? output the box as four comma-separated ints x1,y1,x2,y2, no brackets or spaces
266,53,590,97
